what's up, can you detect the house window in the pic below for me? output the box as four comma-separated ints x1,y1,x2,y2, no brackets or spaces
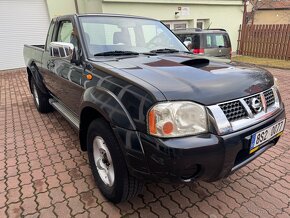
162,21,188,30
164,23,171,29
197,19,210,29
197,20,204,29
173,23,187,30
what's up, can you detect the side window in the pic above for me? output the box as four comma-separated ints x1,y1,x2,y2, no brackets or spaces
205,34,227,48
223,34,231,48
215,34,225,47
56,20,79,54
45,21,55,51
57,21,73,43
206,35,212,48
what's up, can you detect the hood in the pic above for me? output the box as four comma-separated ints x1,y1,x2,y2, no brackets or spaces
91,54,273,105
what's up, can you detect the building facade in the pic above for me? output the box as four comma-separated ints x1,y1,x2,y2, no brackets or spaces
47,0,243,52
0,0,243,70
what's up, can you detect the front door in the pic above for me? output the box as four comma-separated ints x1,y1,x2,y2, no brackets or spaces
46,19,84,115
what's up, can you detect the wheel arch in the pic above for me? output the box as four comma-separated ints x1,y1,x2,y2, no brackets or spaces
79,87,136,151
26,63,49,95
79,106,107,151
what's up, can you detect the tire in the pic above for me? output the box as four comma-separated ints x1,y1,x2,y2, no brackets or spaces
30,77,52,113
87,118,144,203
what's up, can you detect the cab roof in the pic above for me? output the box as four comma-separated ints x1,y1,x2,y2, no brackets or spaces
53,13,158,21
173,28,228,34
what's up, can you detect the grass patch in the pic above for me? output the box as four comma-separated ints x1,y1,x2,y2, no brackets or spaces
232,56,290,69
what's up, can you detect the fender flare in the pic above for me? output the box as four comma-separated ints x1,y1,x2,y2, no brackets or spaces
79,86,138,151
79,87,150,175
80,86,136,130
27,63,49,95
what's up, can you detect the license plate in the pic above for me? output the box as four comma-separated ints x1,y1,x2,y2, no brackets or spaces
250,119,285,154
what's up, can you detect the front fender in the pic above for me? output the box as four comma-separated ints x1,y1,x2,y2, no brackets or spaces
80,87,152,176
80,86,136,130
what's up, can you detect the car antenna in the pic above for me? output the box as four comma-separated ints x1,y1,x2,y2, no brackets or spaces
207,22,212,30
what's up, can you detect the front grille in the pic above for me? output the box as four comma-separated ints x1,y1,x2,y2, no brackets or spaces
219,88,276,122
219,101,247,122
264,89,275,106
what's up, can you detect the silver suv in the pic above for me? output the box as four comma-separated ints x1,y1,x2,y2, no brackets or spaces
173,28,232,59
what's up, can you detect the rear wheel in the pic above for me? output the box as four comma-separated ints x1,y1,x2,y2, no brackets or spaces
87,118,144,203
30,78,52,113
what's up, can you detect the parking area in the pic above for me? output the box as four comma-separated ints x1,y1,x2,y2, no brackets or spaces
0,68,289,218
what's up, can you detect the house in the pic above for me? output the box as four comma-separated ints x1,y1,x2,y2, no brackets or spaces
0,0,243,70
247,0,290,24
101,0,243,52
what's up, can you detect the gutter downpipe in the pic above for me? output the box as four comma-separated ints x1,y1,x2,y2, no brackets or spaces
74,0,79,13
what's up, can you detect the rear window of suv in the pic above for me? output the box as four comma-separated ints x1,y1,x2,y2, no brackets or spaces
177,34,200,49
203,33,230,48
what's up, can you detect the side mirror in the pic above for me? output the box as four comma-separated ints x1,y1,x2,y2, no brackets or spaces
49,42,74,61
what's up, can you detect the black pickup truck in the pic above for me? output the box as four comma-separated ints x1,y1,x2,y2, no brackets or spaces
24,14,285,203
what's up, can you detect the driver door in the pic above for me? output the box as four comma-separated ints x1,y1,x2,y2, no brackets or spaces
47,19,84,115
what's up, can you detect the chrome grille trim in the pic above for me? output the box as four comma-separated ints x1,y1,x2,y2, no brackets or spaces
207,105,232,135
219,100,247,122
264,89,275,106
207,87,281,135
240,99,254,118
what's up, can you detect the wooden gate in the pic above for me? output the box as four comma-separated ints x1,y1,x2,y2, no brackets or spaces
237,24,290,60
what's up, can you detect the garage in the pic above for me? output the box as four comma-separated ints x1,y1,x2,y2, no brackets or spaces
0,0,50,70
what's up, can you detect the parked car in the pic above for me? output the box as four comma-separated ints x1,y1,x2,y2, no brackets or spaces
24,14,285,203
173,28,232,59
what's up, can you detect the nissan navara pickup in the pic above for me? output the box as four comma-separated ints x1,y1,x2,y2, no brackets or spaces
23,14,285,203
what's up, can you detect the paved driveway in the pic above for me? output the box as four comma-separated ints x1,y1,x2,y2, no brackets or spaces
0,68,289,218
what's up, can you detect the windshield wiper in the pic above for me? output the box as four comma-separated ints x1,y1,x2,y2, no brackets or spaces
94,50,139,56
148,48,192,55
149,48,180,54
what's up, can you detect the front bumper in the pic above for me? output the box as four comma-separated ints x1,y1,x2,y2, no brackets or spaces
135,107,285,182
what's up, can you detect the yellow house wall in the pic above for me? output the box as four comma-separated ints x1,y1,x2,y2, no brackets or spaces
46,0,76,18
46,0,103,18
102,3,243,51
254,10,290,24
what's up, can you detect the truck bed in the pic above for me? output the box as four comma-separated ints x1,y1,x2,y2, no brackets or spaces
23,44,45,67
33,45,45,49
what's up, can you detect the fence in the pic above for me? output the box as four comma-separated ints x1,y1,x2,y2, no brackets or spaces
237,24,290,60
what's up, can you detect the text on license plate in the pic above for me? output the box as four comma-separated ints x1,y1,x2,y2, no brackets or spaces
250,119,285,154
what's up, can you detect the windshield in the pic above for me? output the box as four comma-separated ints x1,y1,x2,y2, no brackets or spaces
79,16,188,56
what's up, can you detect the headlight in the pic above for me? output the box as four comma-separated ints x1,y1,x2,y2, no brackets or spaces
147,101,208,137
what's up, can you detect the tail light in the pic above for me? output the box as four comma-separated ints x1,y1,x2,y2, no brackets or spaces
193,48,204,55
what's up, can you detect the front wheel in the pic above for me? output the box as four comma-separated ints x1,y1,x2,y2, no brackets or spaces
87,118,144,203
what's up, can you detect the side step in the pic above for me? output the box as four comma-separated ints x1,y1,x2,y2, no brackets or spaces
49,99,80,129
